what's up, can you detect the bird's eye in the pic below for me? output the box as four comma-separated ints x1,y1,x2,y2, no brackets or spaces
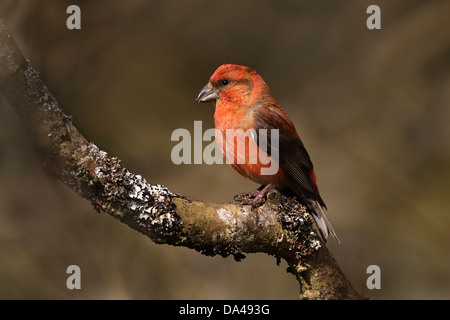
221,79,230,86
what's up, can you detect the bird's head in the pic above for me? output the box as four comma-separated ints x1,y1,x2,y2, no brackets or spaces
196,64,269,106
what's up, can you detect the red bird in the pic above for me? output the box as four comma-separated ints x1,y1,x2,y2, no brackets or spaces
196,64,339,243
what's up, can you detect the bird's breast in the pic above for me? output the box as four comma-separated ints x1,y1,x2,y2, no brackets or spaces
214,104,287,186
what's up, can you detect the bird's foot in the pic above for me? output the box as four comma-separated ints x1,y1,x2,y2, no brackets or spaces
233,190,262,201
234,191,267,210
233,184,274,210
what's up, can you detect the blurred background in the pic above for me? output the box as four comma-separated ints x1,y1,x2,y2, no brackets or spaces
0,0,449,299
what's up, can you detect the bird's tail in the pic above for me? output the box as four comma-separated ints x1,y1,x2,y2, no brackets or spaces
306,199,340,244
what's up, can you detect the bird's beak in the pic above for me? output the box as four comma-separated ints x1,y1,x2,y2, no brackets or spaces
196,83,219,104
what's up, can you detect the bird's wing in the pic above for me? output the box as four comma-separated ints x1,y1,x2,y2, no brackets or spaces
249,104,325,205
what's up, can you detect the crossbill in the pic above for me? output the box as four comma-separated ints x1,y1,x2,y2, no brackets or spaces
197,64,339,243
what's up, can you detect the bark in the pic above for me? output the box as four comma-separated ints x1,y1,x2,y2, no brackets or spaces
0,20,366,299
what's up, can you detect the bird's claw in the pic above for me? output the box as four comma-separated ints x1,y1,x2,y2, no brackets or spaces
233,191,267,210
233,190,261,201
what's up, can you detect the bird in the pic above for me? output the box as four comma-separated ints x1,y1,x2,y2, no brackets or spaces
196,64,339,243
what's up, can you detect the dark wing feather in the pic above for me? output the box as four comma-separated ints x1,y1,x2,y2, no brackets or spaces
250,104,325,205
248,103,339,242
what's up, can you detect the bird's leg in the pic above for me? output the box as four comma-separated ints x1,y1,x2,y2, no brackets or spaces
233,184,275,210
233,185,265,201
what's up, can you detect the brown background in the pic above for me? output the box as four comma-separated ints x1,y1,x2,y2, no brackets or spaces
0,0,449,299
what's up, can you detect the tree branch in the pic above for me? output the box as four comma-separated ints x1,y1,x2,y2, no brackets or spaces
0,21,365,299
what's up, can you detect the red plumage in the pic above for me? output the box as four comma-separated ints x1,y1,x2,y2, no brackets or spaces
197,64,339,243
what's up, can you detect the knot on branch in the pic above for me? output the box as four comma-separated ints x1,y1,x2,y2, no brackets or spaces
266,188,282,203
